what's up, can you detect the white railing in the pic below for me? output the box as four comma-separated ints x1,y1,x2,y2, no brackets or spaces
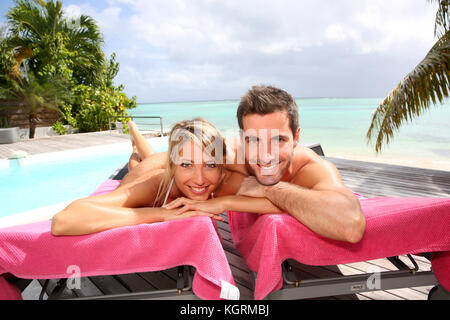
108,116,164,136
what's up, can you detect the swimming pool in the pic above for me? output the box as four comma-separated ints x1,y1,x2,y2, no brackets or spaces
0,137,168,219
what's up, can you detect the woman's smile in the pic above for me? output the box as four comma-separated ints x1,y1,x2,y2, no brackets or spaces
188,185,209,195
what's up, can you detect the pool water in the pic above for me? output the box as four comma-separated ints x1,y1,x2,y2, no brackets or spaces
0,138,168,218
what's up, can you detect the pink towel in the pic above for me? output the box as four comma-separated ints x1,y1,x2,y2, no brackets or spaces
0,179,236,300
89,179,122,196
0,275,21,300
228,197,450,300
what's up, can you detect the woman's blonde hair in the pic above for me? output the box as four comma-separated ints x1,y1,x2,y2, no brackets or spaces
153,118,227,207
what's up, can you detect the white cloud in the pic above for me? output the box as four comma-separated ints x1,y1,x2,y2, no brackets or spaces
62,0,440,101
325,25,348,42
64,3,121,31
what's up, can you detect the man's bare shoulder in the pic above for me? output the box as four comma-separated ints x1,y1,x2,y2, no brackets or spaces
290,145,323,173
214,169,247,197
290,146,342,189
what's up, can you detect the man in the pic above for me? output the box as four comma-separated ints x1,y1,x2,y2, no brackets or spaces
122,85,366,243
231,85,365,243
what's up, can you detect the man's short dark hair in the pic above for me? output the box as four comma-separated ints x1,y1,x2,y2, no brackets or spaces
237,85,299,136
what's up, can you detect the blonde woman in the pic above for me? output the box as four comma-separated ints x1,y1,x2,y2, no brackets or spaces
51,119,281,236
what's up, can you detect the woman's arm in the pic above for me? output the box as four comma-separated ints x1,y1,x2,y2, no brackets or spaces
52,201,222,236
51,202,166,236
164,195,283,216
51,172,164,236
51,169,225,236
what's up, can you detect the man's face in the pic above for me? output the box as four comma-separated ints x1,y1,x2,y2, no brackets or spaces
241,111,300,185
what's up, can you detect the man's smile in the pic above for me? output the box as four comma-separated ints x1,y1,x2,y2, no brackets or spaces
256,161,281,175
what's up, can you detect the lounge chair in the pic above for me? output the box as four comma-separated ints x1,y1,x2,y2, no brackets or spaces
226,144,450,300
0,167,239,300
228,195,450,300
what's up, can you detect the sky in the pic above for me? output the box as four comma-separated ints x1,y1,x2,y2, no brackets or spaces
0,0,439,103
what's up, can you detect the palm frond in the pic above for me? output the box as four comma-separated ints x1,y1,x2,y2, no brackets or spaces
65,14,105,85
366,30,450,153
0,67,71,113
7,0,47,42
428,0,450,37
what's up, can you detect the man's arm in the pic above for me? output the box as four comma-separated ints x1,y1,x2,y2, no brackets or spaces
239,160,366,243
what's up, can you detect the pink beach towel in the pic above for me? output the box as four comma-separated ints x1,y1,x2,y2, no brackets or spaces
228,196,450,300
0,179,237,300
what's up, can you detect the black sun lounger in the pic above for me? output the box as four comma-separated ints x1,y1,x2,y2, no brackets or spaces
243,150,450,301
4,163,198,300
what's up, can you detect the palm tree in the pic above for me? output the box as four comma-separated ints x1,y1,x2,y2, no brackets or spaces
366,0,450,153
5,0,104,85
0,27,16,85
0,69,71,138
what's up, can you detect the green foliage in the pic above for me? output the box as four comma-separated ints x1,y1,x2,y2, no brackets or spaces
0,117,11,128
0,0,137,136
69,84,136,133
52,120,68,135
0,69,71,114
0,68,72,138
58,103,77,127
6,0,104,84
0,27,15,87
101,52,121,90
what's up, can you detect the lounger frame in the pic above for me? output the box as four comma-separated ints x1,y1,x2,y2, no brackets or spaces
6,165,201,300
8,265,198,300
66,266,198,300
255,254,449,300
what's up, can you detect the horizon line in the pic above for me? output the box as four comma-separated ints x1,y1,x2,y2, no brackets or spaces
137,96,384,105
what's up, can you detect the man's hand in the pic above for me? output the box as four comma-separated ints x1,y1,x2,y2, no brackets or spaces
236,176,267,198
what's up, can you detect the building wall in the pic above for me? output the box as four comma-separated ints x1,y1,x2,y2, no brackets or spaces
0,99,60,128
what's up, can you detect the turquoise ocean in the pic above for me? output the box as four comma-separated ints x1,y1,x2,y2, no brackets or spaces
130,98,450,163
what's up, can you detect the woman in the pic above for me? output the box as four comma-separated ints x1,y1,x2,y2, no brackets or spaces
51,119,281,236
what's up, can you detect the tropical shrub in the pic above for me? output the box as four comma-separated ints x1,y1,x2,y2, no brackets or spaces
70,83,136,133
52,120,68,135
1,0,136,136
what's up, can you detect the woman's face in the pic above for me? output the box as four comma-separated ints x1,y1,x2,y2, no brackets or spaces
173,141,223,201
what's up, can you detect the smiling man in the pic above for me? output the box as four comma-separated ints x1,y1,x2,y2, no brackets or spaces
230,85,366,243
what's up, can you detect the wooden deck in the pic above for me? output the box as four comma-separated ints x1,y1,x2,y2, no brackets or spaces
0,132,130,159
13,137,449,300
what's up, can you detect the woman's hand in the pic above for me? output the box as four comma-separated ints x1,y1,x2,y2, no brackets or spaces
160,207,224,222
163,197,226,221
